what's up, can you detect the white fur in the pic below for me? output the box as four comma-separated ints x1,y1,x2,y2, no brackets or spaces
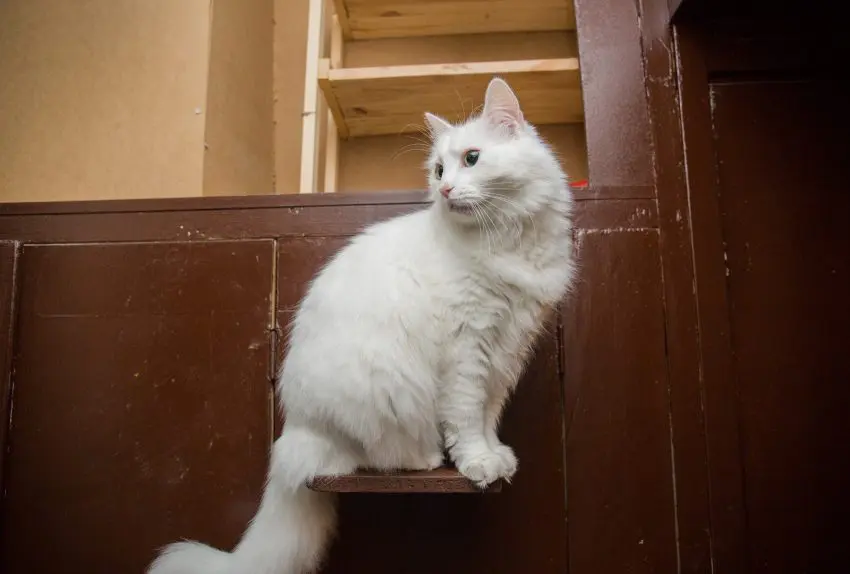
148,77,576,574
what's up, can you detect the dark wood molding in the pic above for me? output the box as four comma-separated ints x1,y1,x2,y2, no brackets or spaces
0,242,19,495
675,24,747,572
639,1,714,571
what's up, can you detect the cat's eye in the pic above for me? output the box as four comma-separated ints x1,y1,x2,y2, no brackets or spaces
463,149,480,167
435,163,444,179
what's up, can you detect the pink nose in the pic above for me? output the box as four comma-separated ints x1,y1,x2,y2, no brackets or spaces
440,186,454,198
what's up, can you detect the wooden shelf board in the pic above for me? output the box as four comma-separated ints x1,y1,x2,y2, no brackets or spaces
336,0,577,40
307,467,503,493
318,58,583,138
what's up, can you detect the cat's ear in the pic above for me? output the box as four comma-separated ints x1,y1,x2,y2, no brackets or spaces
483,77,524,134
424,112,451,139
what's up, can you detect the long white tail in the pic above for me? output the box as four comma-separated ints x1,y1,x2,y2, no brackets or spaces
148,422,358,574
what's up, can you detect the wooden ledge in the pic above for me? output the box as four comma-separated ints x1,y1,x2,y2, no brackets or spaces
307,467,503,493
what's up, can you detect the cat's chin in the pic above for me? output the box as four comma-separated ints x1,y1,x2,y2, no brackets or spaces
448,203,475,217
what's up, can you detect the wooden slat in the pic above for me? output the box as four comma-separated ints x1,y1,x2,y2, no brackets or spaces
308,467,502,493
299,0,326,194
332,0,353,38
323,15,345,193
338,0,576,40
319,58,583,138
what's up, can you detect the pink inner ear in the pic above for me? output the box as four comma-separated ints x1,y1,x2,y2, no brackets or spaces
486,105,523,131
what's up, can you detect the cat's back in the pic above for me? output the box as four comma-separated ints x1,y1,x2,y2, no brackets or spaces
294,207,444,323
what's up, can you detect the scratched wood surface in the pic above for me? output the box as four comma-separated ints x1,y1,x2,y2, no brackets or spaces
0,242,17,492
0,241,275,573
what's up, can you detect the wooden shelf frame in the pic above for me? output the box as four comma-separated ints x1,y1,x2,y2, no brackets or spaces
332,0,577,40
300,0,585,195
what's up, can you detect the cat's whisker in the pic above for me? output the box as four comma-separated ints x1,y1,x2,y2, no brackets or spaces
391,143,431,161
476,202,505,251
479,193,539,241
478,198,522,246
471,203,497,257
479,199,524,251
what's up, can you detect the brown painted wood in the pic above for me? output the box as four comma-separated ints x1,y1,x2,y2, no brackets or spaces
640,1,714,571
0,242,18,491
0,241,275,574
563,229,678,574
574,0,654,187
676,25,748,573
308,467,501,494
675,14,850,572
0,193,659,244
711,80,850,574
573,199,657,231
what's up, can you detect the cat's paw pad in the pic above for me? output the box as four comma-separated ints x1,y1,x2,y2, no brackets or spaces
458,451,508,489
492,444,518,482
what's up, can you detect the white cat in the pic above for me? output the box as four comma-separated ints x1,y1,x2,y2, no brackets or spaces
148,77,576,574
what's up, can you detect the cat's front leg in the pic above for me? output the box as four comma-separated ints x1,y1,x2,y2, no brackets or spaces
439,373,512,489
484,383,518,482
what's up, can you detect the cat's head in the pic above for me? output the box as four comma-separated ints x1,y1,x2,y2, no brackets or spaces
424,77,567,225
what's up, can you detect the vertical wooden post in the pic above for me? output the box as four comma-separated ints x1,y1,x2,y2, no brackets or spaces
299,0,325,194
323,15,344,194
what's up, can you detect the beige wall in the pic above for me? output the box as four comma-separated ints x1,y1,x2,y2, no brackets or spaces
204,0,275,197
0,0,211,202
0,0,274,203
273,0,311,195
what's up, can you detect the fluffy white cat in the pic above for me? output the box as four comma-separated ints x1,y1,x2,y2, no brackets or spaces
148,77,576,574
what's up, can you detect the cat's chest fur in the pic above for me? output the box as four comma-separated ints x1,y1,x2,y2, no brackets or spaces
438,222,572,343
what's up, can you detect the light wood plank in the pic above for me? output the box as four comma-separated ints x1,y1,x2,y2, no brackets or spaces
341,0,576,39
332,0,354,39
318,58,583,138
299,0,326,194
323,16,345,193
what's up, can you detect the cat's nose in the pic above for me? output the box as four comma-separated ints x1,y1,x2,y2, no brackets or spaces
439,186,454,198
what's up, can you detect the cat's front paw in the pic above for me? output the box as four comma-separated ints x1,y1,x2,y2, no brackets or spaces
492,443,518,482
457,450,510,489
424,450,444,470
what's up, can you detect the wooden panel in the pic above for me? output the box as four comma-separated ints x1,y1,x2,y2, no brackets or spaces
563,229,678,573
338,0,576,40
0,241,275,574
319,59,583,138
0,242,18,489
711,80,850,574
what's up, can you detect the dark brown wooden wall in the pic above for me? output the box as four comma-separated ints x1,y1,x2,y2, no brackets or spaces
1,2,847,573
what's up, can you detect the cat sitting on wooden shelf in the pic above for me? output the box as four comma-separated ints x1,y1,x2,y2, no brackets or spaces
148,77,577,574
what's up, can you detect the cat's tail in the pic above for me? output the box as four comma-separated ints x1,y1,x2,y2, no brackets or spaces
147,421,359,574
